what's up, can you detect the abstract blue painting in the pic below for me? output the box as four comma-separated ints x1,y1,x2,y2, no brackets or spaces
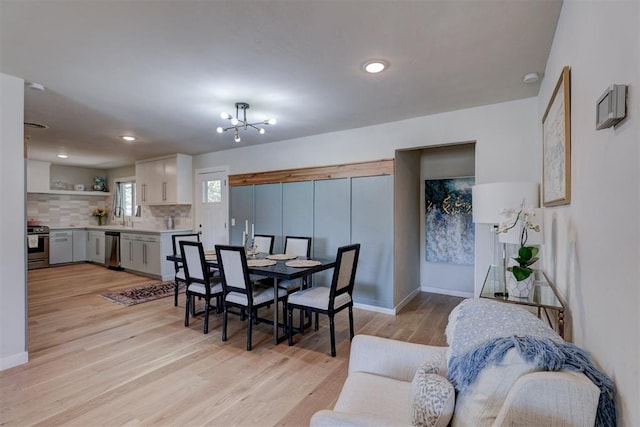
425,177,475,264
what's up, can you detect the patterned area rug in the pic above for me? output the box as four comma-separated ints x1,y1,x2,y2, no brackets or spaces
101,281,184,306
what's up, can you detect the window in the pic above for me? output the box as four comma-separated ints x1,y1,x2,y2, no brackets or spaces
114,178,136,217
202,179,222,204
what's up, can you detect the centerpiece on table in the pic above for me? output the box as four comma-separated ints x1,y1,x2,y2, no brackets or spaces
497,203,543,298
92,208,108,226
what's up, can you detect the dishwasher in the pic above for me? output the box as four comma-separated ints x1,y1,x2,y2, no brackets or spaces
104,231,123,270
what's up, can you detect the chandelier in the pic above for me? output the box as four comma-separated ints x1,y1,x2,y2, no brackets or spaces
216,102,276,143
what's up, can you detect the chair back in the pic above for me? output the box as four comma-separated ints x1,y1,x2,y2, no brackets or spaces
172,233,200,272
215,245,253,300
284,236,312,257
329,244,360,301
180,240,213,294
253,234,275,254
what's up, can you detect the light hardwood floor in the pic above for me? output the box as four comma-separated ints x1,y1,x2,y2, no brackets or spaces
1,263,463,426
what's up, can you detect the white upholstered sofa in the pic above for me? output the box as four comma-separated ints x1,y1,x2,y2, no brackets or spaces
311,299,612,427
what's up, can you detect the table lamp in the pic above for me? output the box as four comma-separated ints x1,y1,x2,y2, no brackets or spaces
472,182,539,296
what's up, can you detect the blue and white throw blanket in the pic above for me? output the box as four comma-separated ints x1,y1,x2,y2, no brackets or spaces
445,299,616,427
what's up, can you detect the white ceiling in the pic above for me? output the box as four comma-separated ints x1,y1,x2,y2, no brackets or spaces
1,0,562,169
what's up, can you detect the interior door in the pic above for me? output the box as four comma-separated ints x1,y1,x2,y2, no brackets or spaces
195,168,229,250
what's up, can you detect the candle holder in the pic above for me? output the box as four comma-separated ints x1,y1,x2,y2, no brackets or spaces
246,239,258,258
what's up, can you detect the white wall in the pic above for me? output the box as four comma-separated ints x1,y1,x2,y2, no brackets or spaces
420,143,475,297
539,1,639,425
195,97,540,295
0,73,27,370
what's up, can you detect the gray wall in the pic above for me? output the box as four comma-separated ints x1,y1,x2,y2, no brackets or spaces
0,73,27,370
393,150,422,311
420,143,475,297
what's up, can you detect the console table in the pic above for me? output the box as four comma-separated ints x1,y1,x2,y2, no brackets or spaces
480,266,566,338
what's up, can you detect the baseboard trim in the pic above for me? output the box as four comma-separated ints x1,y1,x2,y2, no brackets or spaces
0,351,28,371
353,302,396,315
421,286,473,299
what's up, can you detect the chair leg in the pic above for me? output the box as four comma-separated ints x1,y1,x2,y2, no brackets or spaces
282,301,287,335
174,281,179,306
314,312,319,331
329,315,336,357
247,309,253,351
184,295,190,327
348,306,354,340
203,300,210,334
287,306,294,346
222,306,228,342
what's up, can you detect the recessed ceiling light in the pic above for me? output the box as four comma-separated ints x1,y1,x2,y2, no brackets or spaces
523,72,540,84
57,153,69,159
363,60,389,74
120,135,136,142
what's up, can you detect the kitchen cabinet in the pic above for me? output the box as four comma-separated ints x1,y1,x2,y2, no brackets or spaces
135,154,192,205
121,233,162,276
49,230,73,264
87,231,105,265
72,229,87,262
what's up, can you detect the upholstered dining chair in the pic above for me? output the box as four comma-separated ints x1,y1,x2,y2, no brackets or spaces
215,245,288,351
171,233,200,306
180,240,223,334
277,236,313,293
287,243,360,357
252,234,275,254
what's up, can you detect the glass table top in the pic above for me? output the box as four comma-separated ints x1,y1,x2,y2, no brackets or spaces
480,265,565,310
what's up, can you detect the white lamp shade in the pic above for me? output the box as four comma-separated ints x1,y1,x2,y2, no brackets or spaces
472,182,539,224
498,208,545,245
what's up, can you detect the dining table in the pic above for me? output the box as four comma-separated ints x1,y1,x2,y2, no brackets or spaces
167,251,336,344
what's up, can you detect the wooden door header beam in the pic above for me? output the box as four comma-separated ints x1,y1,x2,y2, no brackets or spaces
229,159,394,186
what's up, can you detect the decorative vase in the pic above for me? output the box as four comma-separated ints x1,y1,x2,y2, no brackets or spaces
97,216,103,226
506,273,534,298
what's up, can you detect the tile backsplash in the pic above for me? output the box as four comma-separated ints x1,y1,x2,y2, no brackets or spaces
27,193,193,230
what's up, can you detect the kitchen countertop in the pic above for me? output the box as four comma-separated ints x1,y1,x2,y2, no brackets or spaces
49,225,193,234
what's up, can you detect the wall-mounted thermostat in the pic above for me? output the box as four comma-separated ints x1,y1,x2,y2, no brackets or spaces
596,84,627,130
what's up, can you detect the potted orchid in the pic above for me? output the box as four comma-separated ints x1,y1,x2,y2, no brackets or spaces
497,203,541,297
92,208,108,225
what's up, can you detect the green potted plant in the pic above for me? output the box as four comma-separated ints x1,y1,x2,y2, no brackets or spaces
497,204,542,297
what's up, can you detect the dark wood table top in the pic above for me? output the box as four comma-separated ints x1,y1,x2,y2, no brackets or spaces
167,253,336,280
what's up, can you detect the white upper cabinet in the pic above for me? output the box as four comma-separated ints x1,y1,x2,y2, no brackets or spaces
136,154,192,205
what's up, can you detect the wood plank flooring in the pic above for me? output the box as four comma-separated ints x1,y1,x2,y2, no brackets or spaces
0,263,462,426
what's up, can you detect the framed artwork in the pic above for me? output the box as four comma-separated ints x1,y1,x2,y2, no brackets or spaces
542,66,571,207
425,177,474,264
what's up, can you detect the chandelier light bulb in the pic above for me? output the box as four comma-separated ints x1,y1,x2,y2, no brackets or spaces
217,102,274,143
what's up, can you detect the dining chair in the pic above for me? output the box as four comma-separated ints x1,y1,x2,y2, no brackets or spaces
287,243,360,357
171,233,200,306
215,244,288,351
252,234,275,254
277,236,312,293
180,240,224,334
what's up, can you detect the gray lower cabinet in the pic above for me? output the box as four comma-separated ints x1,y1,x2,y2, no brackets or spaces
120,232,175,280
72,229,87,262
87,231,105,265
49,230,73,264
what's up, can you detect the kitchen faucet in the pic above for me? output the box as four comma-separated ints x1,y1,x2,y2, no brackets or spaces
114,207,126,226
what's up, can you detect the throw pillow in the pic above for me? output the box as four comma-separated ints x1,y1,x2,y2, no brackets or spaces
411,370,455,427
417,351,447,376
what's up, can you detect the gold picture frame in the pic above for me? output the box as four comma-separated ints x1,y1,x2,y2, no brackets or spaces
542,66,571,207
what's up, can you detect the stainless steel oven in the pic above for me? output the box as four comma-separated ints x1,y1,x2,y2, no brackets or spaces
27,225,50,269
